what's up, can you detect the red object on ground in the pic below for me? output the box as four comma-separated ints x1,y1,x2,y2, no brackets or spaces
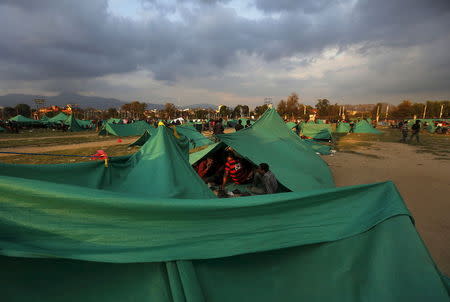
117,139,123,143
91,150,108,160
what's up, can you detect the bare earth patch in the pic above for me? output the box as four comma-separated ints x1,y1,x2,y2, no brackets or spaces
324,140,450,275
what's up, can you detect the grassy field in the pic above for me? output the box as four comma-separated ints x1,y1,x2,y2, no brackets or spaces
0,128,97,138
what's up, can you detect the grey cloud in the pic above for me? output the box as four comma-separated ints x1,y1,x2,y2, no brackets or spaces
0,0,449,100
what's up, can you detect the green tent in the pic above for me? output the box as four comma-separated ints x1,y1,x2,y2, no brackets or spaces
47,112,69,124
9,115,40,124
107,117,122,124
40,115,49,121
64,115,86,132
286,121,297,130
354,120,382,134
303,139,332,155
0,177,448,301
426,123,436,133
99,121,154,137
175,124,213,149
214,109,334,191
299,123,333,140
129,130,152,147
336,121,351,133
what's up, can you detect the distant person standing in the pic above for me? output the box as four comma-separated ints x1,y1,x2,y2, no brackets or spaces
235,119,244,131
401,120,409,143
410,120,421,143
349,121,355,133
245,120,251,128
213,119,224,135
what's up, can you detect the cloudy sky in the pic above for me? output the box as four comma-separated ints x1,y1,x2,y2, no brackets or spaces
0,0,449,106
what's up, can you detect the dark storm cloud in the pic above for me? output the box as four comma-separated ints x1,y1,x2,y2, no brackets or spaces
0,0,449,93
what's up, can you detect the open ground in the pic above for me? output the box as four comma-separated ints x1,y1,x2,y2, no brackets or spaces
0,127,449,274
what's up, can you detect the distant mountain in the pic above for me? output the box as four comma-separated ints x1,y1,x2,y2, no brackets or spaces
0,92,125,110
183,103,217,110
0,92,217,111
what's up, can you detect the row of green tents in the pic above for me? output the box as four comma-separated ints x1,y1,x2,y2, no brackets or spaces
0,109,448,300
3,113,94,132
285,119,381,140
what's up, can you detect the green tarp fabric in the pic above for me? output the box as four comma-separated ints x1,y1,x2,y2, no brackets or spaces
189,142,223,165
336,121,351,133
303,139,332,155
0,180,448,301
129,130,152,147
217,109,334,191
40,115,49,121
99,121,154,137
64,115,86,132
107,118,122,124
354,120,382,134
427,123,436,133
47,112,68,124
129,125,212,150
9,115,40,124
175,124,213,149
285,121,297,130
300,123,333,140
0,125,5,132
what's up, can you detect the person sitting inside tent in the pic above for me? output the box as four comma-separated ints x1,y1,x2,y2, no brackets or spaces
222,152,253,187
249,163,278,195
235,119,244,131
196,155,224,185
245,120,251,128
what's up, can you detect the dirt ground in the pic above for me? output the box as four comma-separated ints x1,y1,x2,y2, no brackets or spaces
323,141,450,275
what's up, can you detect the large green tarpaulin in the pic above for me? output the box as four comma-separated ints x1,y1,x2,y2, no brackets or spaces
9,115,40,124
300,123,333,140
336,121,351,133
99,121,154,137
354,120,382,134
47,112,68,124
0,178,448,301
217,109,334,191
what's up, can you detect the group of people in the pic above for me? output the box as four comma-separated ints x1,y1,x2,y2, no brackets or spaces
400,120,421,143
195,151,278,196
234,119,252,131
